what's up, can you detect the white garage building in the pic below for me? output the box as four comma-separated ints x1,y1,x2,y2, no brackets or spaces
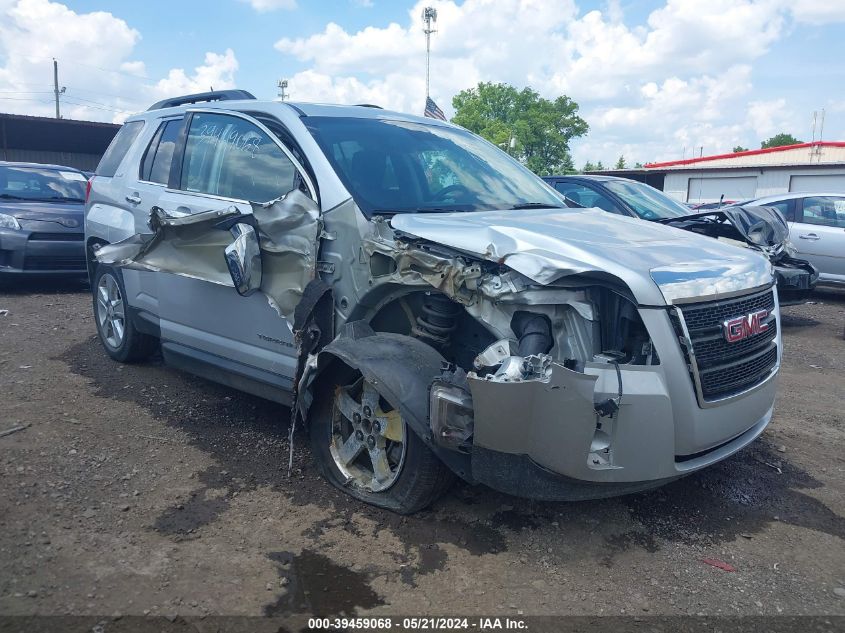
643,142,845,204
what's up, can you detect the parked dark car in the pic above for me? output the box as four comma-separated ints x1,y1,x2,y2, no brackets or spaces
543,175,818,305
0,162,88,277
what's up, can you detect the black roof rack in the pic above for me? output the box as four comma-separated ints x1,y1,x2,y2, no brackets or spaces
147,89,256,111
355,103,383,109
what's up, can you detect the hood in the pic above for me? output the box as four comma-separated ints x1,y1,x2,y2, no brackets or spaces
0,200,84,229
660,205,789,252
390,206,773,306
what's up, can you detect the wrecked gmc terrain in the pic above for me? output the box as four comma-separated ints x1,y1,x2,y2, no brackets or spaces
85,91,781,513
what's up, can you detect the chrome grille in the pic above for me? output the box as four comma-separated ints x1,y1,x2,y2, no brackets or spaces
673,288,779,404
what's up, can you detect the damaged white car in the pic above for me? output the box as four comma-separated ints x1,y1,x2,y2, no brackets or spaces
85,91,781,513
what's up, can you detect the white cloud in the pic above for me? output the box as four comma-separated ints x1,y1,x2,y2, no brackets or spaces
237,0,296,12
151,49,239,99
0,0,241,123
273,0,825,165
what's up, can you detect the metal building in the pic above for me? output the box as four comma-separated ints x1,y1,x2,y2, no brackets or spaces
643,142,845,203
0,113,120,171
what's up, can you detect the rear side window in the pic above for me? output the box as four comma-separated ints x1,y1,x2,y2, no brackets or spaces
140,119,182,184
96,120,144,177
180,112,297,202
800,196,845,228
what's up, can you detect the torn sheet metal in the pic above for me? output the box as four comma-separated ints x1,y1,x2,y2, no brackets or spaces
468,361,598,475
96,190,320,321
660,205,789,250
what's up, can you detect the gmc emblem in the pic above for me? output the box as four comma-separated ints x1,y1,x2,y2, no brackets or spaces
723,310,769,343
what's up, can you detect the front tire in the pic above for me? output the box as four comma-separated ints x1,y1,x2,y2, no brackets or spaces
309,364,453,514
92,264,157,363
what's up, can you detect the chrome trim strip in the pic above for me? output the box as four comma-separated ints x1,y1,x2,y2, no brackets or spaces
669,281,775,305
672,287,781,409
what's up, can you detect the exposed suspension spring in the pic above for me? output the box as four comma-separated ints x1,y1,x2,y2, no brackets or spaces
412,293,461,348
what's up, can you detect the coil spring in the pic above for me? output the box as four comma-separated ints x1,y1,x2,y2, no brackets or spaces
413,293,461,347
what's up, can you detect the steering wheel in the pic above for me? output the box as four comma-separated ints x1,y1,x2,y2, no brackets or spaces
431,183,471,201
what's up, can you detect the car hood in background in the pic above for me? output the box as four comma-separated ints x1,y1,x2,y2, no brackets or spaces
660,205,789,250
0,201,85,229
390,206,773,306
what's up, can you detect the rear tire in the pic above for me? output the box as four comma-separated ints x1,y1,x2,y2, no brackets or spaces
309,363,453,514
92,264,157,363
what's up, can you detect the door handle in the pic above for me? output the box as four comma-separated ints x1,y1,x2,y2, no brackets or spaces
125,193,141,204
798,233,820,241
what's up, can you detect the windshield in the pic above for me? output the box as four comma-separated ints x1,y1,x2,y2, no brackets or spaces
0,165,87,202
305,116,564,215
603,180,690,220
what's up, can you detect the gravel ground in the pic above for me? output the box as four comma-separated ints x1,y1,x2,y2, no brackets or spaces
1,279,844,621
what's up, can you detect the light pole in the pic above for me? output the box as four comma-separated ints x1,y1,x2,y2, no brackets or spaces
422,7,437,99
277,79,289,101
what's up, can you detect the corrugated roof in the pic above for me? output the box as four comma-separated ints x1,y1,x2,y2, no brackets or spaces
645,141,845,169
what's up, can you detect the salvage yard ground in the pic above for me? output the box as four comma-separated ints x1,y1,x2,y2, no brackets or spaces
1,281,844,619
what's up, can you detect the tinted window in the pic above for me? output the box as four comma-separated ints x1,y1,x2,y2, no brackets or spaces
603,180,689,220
0,165,86,202
305,117,563,215
801,196,845,228
180,112,296,202
553,182,619,212
141,119,182,184
96,120,144,177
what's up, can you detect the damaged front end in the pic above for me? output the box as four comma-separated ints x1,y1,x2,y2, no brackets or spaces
301,204,778,502
659,205,818,305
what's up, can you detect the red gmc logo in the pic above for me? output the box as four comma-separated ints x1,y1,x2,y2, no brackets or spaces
723,310,770,343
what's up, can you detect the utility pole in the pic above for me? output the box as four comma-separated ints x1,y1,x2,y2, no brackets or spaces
52,58,66,119
422,7,437,99
277,79,289,101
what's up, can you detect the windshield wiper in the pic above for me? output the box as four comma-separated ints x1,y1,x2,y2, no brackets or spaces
23,196,85,203
372,207,472,215
509,202,565,210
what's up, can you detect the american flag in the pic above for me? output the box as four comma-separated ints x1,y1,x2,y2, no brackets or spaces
424,96,447,121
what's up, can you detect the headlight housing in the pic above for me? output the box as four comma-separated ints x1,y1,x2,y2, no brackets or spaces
0,212,21,230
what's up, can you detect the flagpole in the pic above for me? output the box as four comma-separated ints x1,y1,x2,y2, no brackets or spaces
422,7,437,100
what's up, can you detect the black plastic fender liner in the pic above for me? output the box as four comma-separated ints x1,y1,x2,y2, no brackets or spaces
313,322,473,481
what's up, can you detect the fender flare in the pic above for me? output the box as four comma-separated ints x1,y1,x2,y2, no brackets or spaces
313,322,472,481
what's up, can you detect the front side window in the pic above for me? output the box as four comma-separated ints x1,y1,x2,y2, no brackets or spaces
0,165,86,202
305,117,563,215
603,180,689,220
800,196,845,228
553,182,618,212
180,112,297,202
140,119,183,184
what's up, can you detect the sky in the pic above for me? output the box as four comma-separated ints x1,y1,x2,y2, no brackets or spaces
0,0,844,166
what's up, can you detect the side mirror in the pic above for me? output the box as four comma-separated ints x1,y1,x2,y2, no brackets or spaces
224,222,262,296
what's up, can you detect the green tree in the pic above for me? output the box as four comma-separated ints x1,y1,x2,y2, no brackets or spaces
582,161,596,173
634,162,644,168
615,155,626,169
733,145,748,153
451,82,588,176
761,133,801,149
595,160,605,171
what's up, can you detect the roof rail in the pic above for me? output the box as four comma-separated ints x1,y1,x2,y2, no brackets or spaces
147,89,257,111
355,103,383,109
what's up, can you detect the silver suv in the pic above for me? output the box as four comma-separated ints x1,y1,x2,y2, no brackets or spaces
85,90,781,513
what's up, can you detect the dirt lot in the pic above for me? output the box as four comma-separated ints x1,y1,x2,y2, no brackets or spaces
1,279,844,622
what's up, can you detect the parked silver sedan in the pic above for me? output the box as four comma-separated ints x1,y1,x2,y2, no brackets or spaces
743,193,845,286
